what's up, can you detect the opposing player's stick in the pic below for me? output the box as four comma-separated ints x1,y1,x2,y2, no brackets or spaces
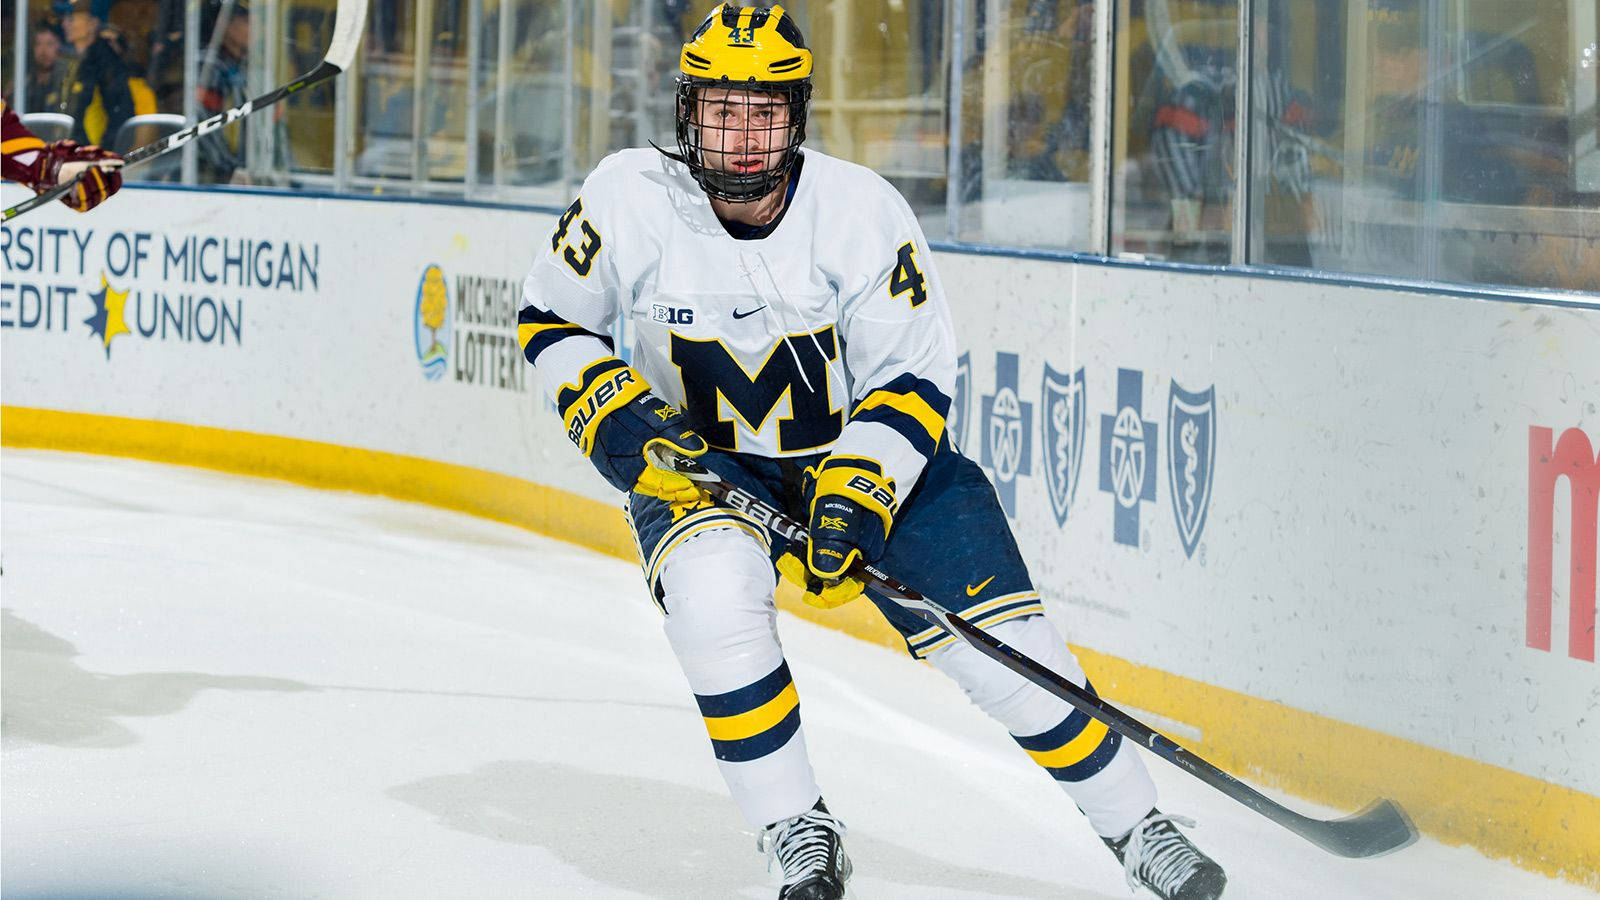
2,0,368,222
652,448,1419,860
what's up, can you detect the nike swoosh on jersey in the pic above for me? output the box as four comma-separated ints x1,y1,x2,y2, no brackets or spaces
965,575,996,596
732,305,767,319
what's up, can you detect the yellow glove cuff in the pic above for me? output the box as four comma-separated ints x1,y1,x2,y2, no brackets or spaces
560,359,650,456
808,459,897,540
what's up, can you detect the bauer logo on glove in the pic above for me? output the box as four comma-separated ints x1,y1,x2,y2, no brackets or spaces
562,362,647,453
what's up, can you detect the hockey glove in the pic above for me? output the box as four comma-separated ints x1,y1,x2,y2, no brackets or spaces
777,456,898,609
558,358,710,506
15,141,125,212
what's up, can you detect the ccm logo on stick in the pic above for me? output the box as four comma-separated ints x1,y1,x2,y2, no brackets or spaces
1528,425,1599,662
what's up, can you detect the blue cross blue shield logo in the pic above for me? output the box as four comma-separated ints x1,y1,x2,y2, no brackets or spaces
1167,380,1216,559
981,352,1032,518
949,352,972,452
1098,368,1157,547
1041,364,1086,527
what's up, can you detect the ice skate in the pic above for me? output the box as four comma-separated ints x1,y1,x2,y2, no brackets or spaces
758,798,852,899
1103,809,1227,900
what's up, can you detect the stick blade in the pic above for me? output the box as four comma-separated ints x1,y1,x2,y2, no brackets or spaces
323,0,370,70
1296,798,1418,859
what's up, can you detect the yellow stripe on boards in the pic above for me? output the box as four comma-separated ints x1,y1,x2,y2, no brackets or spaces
1026,717,1110,770
854,388,944,444
703,683,799,742
0,406,635,560
4,405,1595,890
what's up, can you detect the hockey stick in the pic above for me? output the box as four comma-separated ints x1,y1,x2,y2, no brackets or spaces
653,449,1419,860
2,0,368,222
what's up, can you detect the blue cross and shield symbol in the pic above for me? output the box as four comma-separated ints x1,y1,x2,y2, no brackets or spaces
1098,368,1158,547
1166,381,1216,559
1041,364,1087,527
981,352,1032,518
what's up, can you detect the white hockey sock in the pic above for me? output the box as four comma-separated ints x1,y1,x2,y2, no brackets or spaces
659,526,823,828
925,614,1156,838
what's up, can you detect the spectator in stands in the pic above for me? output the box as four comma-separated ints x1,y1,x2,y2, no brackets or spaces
58,0,135,146
195,1,250,183
28,22,70,114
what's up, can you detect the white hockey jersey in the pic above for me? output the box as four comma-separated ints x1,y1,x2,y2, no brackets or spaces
519,147,957,496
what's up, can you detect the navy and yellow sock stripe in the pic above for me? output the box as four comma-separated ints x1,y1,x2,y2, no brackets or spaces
851,374,951,464
1012,684,1123,782
695,661,803,763
517,305,612,365
906,593,1044,657
643,505,771,594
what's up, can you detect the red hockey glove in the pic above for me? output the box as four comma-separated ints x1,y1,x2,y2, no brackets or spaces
17,141,125,213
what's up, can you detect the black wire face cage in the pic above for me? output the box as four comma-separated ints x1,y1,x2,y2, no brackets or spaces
675,78,813,203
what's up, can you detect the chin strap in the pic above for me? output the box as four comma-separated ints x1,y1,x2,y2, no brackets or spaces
649,139,691,166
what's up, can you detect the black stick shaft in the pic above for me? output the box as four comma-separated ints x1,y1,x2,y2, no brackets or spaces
674,455,1416,859
4,61,340,221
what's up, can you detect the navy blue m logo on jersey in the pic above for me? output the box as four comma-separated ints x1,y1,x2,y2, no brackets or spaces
670,328,844,452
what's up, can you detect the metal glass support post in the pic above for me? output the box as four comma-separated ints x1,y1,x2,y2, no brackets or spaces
1231,0,1254,265
334,47,353,192
944,0,967,240
634,0,654,146
465,0,484,194
1419,0,1444,280
183,0,200,183
1091,0,1114,254
249,0,279,182
590,1,613,172
412,0,435,187
12,6,27,114
830,2,849,155
980,0,1007,206
1574,0,1600,191
562,0,576,191
494,0,513,187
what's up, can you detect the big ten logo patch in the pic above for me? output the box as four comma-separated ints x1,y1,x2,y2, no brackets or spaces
1528,425,1599,662
651,304,695,326
981,352,1033,518
416,264,530,393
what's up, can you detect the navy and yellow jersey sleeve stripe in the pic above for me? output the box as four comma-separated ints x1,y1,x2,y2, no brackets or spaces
830,173,958,496
693,661,803,762
850,373,951,464
519,163,628,413
518,305,613,367
1011,681,1123,782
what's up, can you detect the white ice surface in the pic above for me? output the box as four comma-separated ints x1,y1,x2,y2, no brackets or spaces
2,450,1592,899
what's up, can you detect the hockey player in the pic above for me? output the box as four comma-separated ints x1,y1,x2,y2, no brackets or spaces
517,6,1226,898
2,98,124,213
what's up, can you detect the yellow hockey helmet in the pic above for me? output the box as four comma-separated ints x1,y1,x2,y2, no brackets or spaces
678,3,813,82
673,5,814,202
